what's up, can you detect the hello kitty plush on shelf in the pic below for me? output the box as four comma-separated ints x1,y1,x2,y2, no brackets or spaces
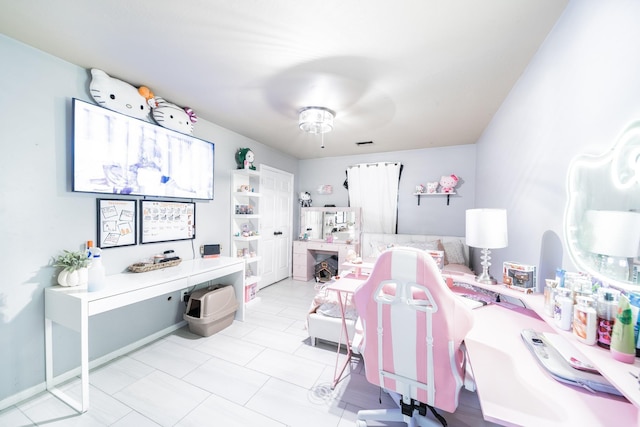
439,174,459,193
426,181,439,194
151,97,197,135
89,68,151,121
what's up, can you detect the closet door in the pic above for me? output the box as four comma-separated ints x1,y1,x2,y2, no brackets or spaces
259,165,293,287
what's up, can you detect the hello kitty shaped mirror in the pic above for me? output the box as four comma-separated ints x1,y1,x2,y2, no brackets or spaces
564,121,640,292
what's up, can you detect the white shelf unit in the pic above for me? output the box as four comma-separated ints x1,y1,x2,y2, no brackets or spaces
231,169,262,303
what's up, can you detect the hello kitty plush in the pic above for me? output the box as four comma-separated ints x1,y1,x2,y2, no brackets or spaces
426,181,439,194
439,174,459,193
89,68,151,120
151,97,197,135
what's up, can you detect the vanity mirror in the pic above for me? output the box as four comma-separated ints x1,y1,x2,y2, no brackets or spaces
300,207,361,243
565,121,640,292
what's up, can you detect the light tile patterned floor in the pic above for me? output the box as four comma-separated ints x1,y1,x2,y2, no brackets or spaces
0,278,499,426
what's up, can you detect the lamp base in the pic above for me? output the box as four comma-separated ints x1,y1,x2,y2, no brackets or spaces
476,248,498,285
475,273,498,285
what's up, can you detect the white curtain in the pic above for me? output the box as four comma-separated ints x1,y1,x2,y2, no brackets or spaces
347,162,402,233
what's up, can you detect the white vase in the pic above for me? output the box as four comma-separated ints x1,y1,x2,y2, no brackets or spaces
57,267,88,287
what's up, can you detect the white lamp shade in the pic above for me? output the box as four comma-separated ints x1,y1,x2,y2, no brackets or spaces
583,210,640,257
466,208,508,249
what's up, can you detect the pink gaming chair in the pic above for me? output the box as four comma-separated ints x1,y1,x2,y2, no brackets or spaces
353,247,475,427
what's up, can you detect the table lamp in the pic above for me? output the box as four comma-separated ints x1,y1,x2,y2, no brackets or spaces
466,209,508,284
583,210,640,281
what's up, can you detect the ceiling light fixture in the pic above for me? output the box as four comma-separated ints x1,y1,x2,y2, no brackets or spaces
299,107,334,149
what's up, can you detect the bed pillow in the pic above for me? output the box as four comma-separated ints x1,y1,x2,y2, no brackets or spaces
443,240,467,266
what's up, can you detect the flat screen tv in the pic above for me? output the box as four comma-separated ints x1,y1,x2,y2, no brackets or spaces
72,98,215,200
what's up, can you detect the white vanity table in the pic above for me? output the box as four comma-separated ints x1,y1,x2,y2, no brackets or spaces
292,207,361,281
44,256,245,413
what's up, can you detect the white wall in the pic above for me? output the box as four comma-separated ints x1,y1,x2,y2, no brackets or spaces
475,0,640,284
0,34,297,406
297,144,476,238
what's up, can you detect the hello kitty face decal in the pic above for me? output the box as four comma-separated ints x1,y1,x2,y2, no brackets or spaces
89,69,150,120
151,97,196,135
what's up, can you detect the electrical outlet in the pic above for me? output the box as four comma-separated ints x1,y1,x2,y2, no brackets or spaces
181,289,190,303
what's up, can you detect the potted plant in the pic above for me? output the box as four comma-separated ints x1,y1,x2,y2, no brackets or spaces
53,250,90,287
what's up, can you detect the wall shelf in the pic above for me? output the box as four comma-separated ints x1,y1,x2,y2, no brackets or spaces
413,192,456,206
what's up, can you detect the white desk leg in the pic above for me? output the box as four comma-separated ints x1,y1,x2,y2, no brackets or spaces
45,318,53,389
79,301,89,412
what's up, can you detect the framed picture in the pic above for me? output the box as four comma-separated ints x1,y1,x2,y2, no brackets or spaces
140,200,196,244
97,199,137,248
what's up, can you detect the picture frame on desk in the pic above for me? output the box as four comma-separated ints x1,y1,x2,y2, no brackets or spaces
97,198,137,248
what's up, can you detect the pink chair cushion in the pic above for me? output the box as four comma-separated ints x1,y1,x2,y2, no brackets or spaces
353,247,474,413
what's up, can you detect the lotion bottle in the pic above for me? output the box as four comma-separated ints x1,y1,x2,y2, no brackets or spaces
573,296,597,345
610,294,635,363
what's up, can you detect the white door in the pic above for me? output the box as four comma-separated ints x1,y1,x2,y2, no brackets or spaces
259,165,293,287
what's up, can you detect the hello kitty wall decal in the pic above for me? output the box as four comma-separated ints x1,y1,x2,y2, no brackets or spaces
88,68,198,135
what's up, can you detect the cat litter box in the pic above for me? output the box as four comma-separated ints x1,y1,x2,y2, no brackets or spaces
183,285,238,337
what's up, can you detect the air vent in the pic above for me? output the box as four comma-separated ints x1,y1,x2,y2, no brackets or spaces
355,141,373,146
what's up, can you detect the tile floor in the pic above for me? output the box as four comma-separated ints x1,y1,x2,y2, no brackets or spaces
0,278,500,427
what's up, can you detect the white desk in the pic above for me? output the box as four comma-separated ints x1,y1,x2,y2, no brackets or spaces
445,271,640,426
44,257,245,413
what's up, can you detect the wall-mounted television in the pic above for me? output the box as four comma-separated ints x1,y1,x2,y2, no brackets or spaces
72,98,215,200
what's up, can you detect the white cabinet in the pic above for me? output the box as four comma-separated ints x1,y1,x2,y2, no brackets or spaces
231,169,262,302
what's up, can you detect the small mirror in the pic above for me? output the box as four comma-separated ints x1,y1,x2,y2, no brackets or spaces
300,207,360,243
565,121,640,292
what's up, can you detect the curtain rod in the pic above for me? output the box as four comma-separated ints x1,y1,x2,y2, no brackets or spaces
347,162,401,169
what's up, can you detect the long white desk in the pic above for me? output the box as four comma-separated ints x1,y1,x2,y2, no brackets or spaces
444,271,640,426
44,257,245,413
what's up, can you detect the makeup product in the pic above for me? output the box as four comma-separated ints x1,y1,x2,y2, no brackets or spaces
596,288,620,349
574,296,597,345
610,295,635,363
554,287,574,331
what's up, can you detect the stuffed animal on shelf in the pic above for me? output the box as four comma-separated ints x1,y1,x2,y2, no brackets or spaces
426,181,439,194
235,148,256,170
151,97,197,135
439,174,459,193
415,184,425,194
299,191,312,207
89,68,151,120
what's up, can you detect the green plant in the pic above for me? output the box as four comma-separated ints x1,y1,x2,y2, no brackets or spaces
53,250,89,272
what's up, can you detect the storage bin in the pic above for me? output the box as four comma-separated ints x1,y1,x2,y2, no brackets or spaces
183,285,238,336
244,282,257,303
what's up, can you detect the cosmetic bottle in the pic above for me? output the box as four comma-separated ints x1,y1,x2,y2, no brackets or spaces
544,279,558,317
628,293,640,357
596,288,620,349
554,287,574,331
610,295,635,363
574,296,597,345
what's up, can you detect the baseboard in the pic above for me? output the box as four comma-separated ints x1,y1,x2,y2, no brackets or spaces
0,321,187,411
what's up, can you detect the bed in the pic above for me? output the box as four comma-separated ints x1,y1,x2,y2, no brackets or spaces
307,233,473,347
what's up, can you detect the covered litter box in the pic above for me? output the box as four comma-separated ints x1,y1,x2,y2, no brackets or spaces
183,285,238,337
